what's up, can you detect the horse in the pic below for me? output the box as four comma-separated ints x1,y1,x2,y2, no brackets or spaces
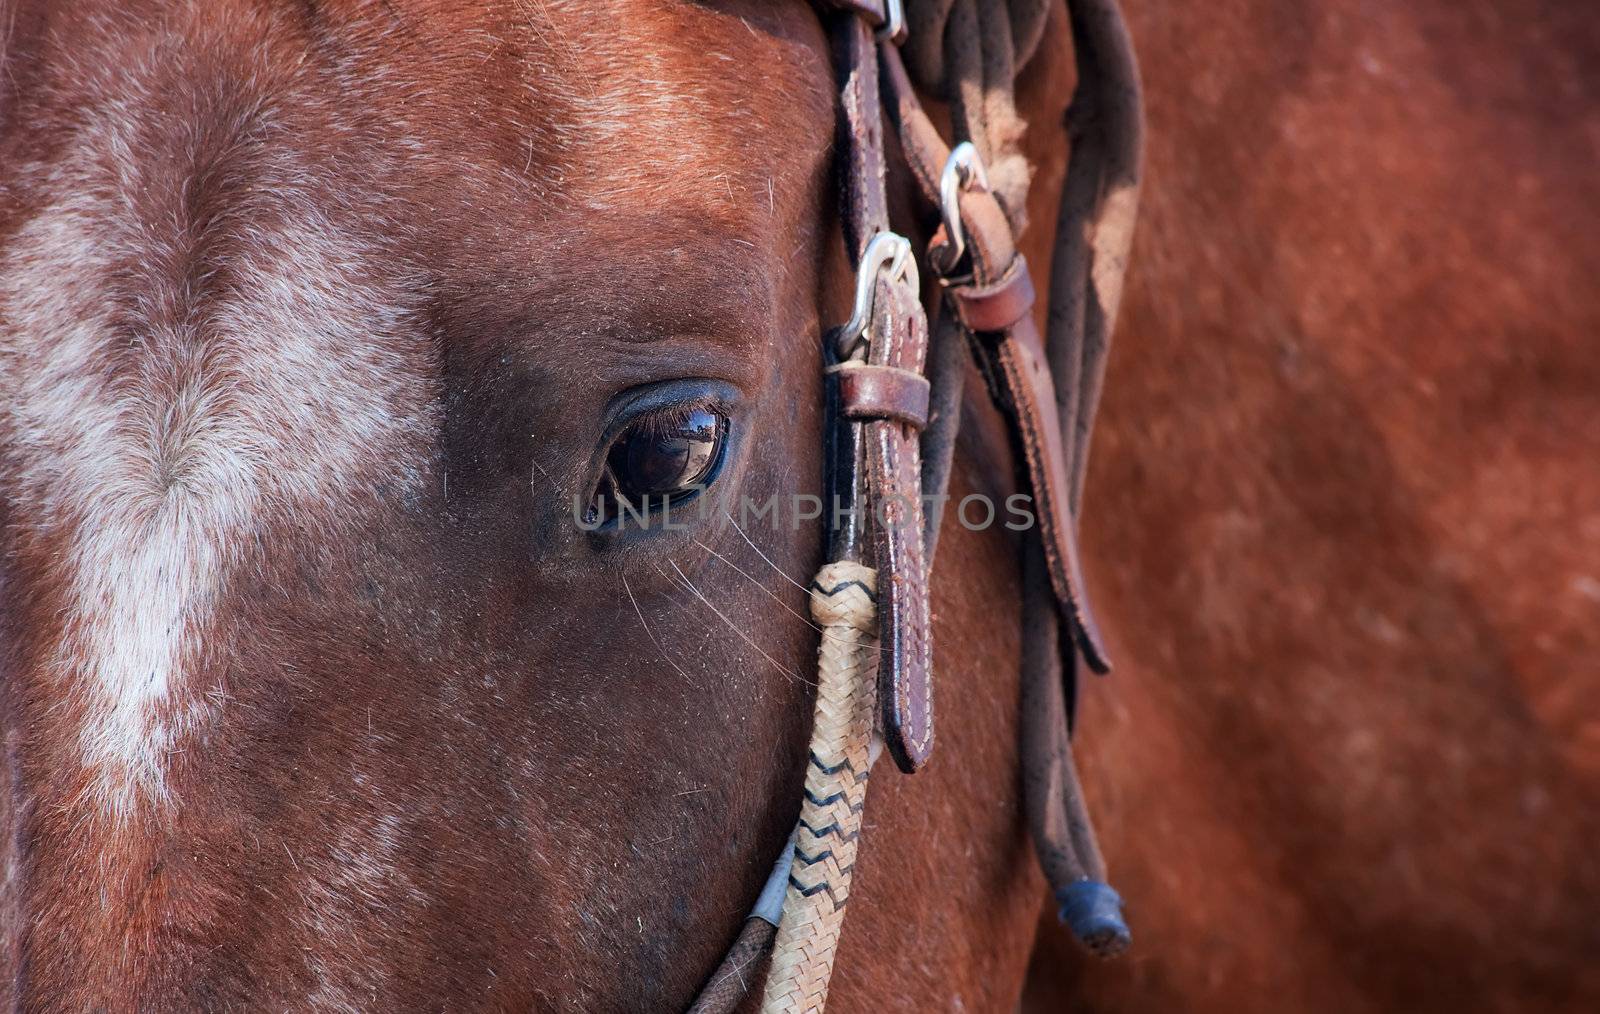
0,0,1107,1008
2,1,1596,1012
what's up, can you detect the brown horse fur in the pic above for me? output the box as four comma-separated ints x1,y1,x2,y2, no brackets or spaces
0,0,1595,1012
1025,0,1600,1011
0,0,1048,1008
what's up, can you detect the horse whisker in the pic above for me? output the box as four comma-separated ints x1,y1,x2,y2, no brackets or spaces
622,571,698,689
692,537,865,649
724,513,814,595
663,561,810,686
692,538,820,631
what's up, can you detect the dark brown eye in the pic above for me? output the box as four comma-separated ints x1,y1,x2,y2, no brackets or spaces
589,405,728,526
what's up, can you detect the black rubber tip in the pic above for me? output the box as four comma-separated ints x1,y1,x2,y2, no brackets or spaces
1055,879,1132,958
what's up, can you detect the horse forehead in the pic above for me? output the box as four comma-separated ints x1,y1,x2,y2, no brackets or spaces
359,0,837,209
31,0,833,212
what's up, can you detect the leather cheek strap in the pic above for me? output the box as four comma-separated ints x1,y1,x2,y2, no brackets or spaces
862,278,936,773
949,259,1112,674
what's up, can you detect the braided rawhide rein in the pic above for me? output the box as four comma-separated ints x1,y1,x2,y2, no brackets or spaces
760,562,879,1013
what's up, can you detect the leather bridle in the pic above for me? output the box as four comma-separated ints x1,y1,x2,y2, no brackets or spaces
688,2,1144,1010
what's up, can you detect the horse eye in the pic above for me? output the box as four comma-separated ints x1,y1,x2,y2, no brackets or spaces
590,406,728,524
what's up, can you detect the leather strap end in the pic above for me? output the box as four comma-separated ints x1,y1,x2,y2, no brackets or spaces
882,701,934,773
957,268,1113,678
1056,880,1131,958
832,363,931,429
861,282,935,775
1066,586,1113,676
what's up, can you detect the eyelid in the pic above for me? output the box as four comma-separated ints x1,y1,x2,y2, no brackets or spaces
597,379,740,451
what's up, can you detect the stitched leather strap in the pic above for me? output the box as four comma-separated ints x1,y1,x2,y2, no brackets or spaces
860,278,933,771
827,10,936,774
833,15,889,264
956,258,1110,672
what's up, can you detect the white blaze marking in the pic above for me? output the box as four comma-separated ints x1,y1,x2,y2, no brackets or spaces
0,105,429,818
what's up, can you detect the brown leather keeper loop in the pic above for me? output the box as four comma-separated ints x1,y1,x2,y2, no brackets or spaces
948,256,1037,334
831,363,931,430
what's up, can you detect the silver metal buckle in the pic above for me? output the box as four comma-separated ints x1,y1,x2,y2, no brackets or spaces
876,0,906,43
939,141,991,269
836,231,918,358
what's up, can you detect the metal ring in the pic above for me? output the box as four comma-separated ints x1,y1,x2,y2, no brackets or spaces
938,141,991,269
836,232,918,357
876,0,906,43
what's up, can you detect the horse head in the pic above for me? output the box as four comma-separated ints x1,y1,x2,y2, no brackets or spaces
0,1,1128,1008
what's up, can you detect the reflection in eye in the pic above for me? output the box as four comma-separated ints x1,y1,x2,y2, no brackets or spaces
588,405,728,527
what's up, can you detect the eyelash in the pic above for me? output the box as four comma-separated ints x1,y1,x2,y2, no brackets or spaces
618,396,721,445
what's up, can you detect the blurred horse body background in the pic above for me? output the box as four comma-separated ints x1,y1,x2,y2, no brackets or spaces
1029,1,1600,1010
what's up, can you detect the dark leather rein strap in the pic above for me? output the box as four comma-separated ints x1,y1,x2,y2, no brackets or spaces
880,47,1110,676
879,24,1134,954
